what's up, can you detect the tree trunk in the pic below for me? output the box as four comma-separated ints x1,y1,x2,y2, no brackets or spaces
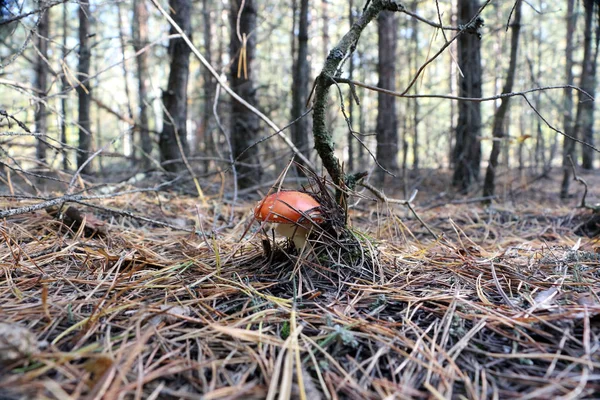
410,0,419,171
77,1,92,174
357,47,365,165
375,10,399,181
159,0,192,173
200,0,215,172
61,2,69,171
579,0,598,170
230,0,262,188
321,0,329,63
347,0,355,172
452,0,483,192
117,2,135,163
35,7,49,164
291,0,311,170
482,0,522,199
132,0,152,170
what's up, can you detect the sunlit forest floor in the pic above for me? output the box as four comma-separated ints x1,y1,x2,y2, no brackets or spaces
1,169,599,399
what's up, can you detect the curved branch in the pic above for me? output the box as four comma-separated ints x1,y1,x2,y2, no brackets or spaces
312,0,405,189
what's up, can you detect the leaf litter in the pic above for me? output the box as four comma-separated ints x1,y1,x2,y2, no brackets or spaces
0,187,599,399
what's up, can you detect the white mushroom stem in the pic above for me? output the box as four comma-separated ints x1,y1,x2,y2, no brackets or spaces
274,223,311,250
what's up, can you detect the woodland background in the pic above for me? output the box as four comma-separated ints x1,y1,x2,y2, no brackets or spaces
0,0,597,200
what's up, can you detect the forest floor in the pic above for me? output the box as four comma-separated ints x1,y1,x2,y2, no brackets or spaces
1,168,599,399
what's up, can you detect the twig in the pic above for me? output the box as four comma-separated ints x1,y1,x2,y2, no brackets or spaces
359,181,439,241
400,7,460,31
0,0,69,27
400,0,492,96
331,81,393,177
333,78,598,153
568,155,599,211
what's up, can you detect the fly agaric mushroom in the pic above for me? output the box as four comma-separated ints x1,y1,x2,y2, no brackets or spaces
254,191,323,249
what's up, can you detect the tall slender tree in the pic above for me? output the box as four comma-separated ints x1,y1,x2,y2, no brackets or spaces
483,0,522,199
230,0,262,188
132,0,152,169
117,2,135,163
77,0,92,174
578,0,598,170
347,0,355,172
159,0,192,173
560,0,577,198
452,0,483,192
291,0,311,168
60,2,69,170
375,10,399,181
410,0,420,171
200,0,215,172
35,7,49,164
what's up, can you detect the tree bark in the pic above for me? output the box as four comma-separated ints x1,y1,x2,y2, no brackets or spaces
375,10,399,181
560,0,576,198
200,0,215,172
579,0,598,170
291,0,311,170
77,1,92,174
483,0,522,200
132,0,152,170
159,0,191,173
230,0,262,188
347,0,355,172
60,2,69,171
452,0,483,192
410,0,419,171
117,2,135,164
35,6,49,164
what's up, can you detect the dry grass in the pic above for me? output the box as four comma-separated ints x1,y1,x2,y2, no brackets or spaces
1,179,600,399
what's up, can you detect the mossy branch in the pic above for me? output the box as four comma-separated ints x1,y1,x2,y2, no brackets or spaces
312,0,405,193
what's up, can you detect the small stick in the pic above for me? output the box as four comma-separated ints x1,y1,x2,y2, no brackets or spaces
569,155,589,209
359,181,439,241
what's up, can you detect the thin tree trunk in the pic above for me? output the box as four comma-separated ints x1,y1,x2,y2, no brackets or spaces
201,0,215,172
347,0,354,172
452,0,483,192
77,1,92,174
483,0,522,199
321,0,329,63
375,10,399,182
132,0,152,170
117,2,135,163
291,0,297,65
291,0,311,170
159,0,192,173
449,0,458,169
61,2,69,170
580,0,599,170
35,6,49,164
410,0,419,171
230,0,262,188
357,47,365,165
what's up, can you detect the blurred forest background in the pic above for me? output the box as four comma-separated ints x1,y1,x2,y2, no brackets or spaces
0,0,597,203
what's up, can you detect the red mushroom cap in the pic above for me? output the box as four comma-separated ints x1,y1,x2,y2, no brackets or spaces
254,191,322,225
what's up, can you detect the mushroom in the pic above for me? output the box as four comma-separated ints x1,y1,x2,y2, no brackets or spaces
254,191,323,250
